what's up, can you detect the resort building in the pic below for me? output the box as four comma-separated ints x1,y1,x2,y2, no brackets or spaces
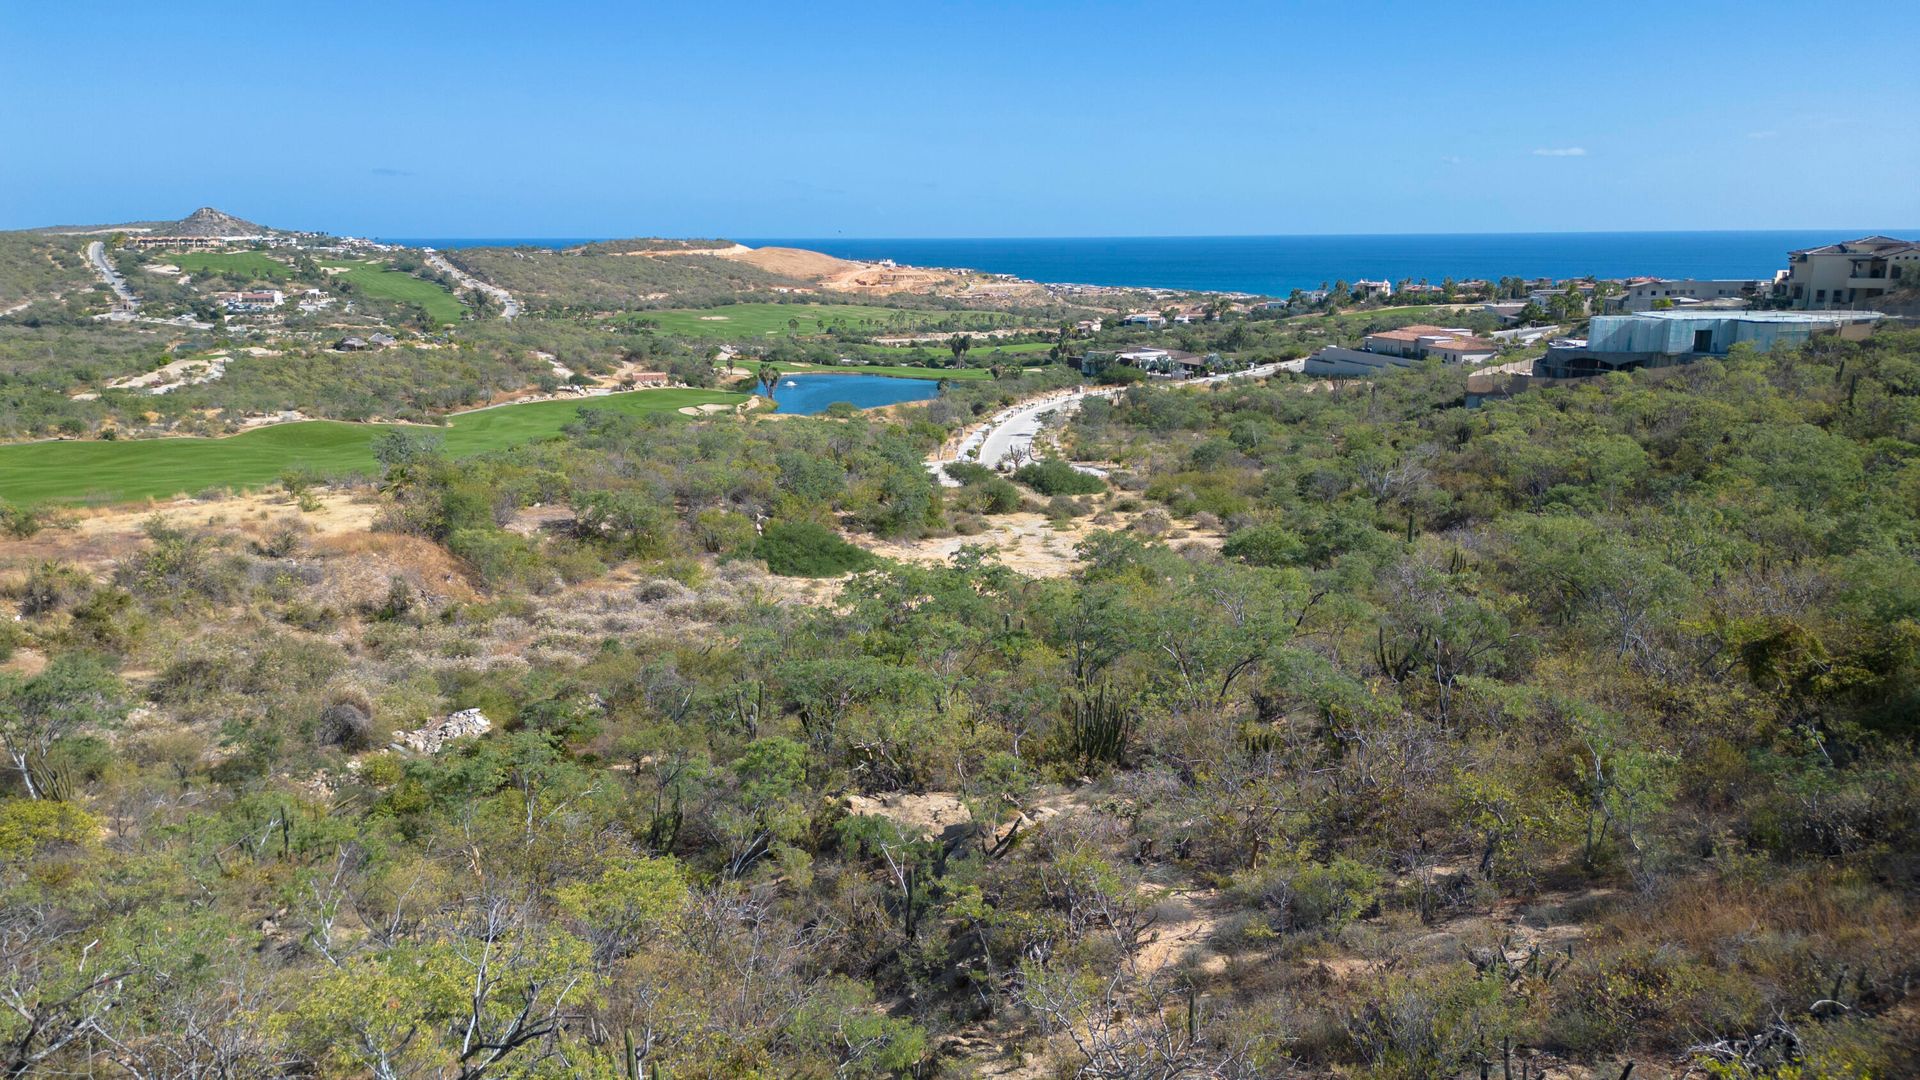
1778,236,1920,310
1122,312,1166,328
214,289,284,312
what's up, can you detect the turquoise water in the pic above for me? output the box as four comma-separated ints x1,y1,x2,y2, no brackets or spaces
761,373,939,415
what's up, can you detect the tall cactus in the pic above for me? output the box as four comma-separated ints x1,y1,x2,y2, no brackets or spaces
1066,684,1132,769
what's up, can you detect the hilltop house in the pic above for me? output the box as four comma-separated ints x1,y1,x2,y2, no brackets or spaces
1122,312,1166,328
1352,279,1392,299
1777,235,1920,310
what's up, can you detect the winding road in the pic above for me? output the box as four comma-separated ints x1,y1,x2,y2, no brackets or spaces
927,361,1294,486
424,250,519,319
87,241,138,321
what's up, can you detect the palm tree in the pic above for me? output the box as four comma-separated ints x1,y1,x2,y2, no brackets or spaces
757,363,780,398
948,333,972,368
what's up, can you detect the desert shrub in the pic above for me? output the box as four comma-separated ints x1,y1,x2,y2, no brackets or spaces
114,525,246,603
316,690,378,751
0,799,99,862
1230,850,1384,934
980,477,1022,513
1131,509,1172,537
447,528,542,587
756,521,872,577
1222,522,1308,567
17,562,90,616
1340,966,1523,1080
574,489,671,559
0,500,44,539
1013,459,1105,496
691,507,757,555
942,460,994,486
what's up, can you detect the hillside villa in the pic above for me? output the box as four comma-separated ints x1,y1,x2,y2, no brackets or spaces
1080,345,1217,378
1777,235,1919,310
1303,324,1500,376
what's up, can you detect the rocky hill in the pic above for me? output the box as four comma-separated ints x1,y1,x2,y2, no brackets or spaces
163,206,269,236
34,206,275,237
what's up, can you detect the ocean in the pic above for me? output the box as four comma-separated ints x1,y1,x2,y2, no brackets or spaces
382,231,1915,297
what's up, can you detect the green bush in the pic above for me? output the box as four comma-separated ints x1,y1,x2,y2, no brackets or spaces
1222,522,1308,567
981,477,1022,513
1230,851,1384,934
942,461,994,486
756,520,873,577
1012,459,1105,496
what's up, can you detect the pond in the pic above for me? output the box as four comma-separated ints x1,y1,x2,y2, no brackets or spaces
760,373,941,415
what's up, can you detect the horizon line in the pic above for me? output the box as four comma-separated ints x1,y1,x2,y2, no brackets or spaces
367,226,1920,243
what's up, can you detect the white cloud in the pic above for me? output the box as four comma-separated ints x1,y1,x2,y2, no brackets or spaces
1531,147,1587,157
1440,155,1464,166
1747,130,1779,140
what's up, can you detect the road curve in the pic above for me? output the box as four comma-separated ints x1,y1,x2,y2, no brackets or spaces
424,249,519,320
87,241,138,320
926,361,1292,486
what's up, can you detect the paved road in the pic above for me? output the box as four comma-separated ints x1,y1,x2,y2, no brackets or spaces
928,362,1291,486
425,250,519,319
87,241,138,320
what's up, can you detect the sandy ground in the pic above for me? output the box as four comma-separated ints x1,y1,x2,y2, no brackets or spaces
0,488,379,576
720,246,860,279
94,353,230,396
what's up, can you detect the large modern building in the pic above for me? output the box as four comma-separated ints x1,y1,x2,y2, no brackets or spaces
1777,235,1920,310
1538,310,1882,378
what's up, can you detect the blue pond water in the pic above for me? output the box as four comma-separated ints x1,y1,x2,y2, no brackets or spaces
761,373,939,415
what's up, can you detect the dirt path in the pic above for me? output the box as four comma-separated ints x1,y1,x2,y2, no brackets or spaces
425,250,518,319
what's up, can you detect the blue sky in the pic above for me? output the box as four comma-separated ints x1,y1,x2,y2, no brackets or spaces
4,1,1916,238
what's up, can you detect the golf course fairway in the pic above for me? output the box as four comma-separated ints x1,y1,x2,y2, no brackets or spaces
0,387,748,507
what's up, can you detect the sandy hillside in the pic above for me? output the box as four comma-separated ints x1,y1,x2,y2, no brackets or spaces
717,246,860,280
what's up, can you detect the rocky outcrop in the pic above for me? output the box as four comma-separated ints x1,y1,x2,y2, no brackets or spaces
393,708,491,754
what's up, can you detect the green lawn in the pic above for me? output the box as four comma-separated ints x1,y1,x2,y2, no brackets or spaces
166,251,294,280
150,252,465,325
0,388,744,507
322,261,466,325
623,303,1015,338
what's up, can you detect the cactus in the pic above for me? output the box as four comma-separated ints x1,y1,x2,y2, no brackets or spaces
1065,684,1132,768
